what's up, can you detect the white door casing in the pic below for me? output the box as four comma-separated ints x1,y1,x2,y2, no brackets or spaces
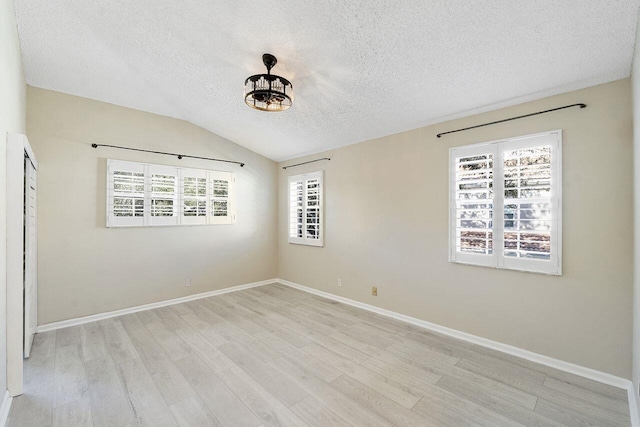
7,133,38,396
24,158,37,357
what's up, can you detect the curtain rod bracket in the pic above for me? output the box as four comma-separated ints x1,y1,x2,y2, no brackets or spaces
91,143,245,167
436,103,586,138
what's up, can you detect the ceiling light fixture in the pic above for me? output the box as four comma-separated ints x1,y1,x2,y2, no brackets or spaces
244,53,293,112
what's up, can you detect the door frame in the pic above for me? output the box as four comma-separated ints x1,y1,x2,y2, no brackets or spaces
24,150,37,358
7,133,38,396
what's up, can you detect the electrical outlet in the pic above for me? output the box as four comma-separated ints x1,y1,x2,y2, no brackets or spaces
338,279,342,287
185,278,192,287
372,286,378,296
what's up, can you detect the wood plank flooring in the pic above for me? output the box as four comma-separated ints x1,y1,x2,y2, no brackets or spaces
8,283,631,426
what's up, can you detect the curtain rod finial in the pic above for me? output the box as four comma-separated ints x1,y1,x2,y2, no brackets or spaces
91,143,98,148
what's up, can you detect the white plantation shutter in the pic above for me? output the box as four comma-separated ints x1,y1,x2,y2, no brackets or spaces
449,131,561,274
107,160,146,227
289,178,304,240
208,171,235,224
288,171,323,247
180,168,208,225
149,165,179,226
450,145,497,267
305,177,322,242
500,133,561,274
107,160,236,227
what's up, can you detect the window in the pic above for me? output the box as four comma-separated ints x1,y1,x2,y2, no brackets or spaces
449,130,561,275
288,171,323,246
107,159,235,227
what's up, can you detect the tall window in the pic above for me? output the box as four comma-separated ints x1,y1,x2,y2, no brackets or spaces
107,159,235,227
449,131,562,275
288,171,324,247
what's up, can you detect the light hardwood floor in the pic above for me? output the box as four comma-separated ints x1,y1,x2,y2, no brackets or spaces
7,283,631,426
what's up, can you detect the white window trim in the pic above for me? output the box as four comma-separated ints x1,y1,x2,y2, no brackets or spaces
449,130,562,275
107,159,236,228
288,171,324,247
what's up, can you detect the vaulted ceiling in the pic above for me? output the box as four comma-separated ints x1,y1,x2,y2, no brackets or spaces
14,1,640,161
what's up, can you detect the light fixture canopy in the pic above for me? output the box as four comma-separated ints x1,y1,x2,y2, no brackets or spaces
244,53,293,112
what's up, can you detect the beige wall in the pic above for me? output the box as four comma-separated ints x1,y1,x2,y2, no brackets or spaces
0,0,26,394
27,87,278,325
278,79,633,378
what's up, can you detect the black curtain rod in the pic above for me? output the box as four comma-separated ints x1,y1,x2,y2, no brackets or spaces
91,143,245,167
436,103,586,138
282,157,331,170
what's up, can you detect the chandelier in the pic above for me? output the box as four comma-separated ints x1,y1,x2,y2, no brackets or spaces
244,54,293,112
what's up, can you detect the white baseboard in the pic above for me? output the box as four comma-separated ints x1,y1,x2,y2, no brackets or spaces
0,391,12,427
277,278,631,390
37,278,278,332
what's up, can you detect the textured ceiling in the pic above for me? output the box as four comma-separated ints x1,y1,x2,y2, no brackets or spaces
14,0,640,161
